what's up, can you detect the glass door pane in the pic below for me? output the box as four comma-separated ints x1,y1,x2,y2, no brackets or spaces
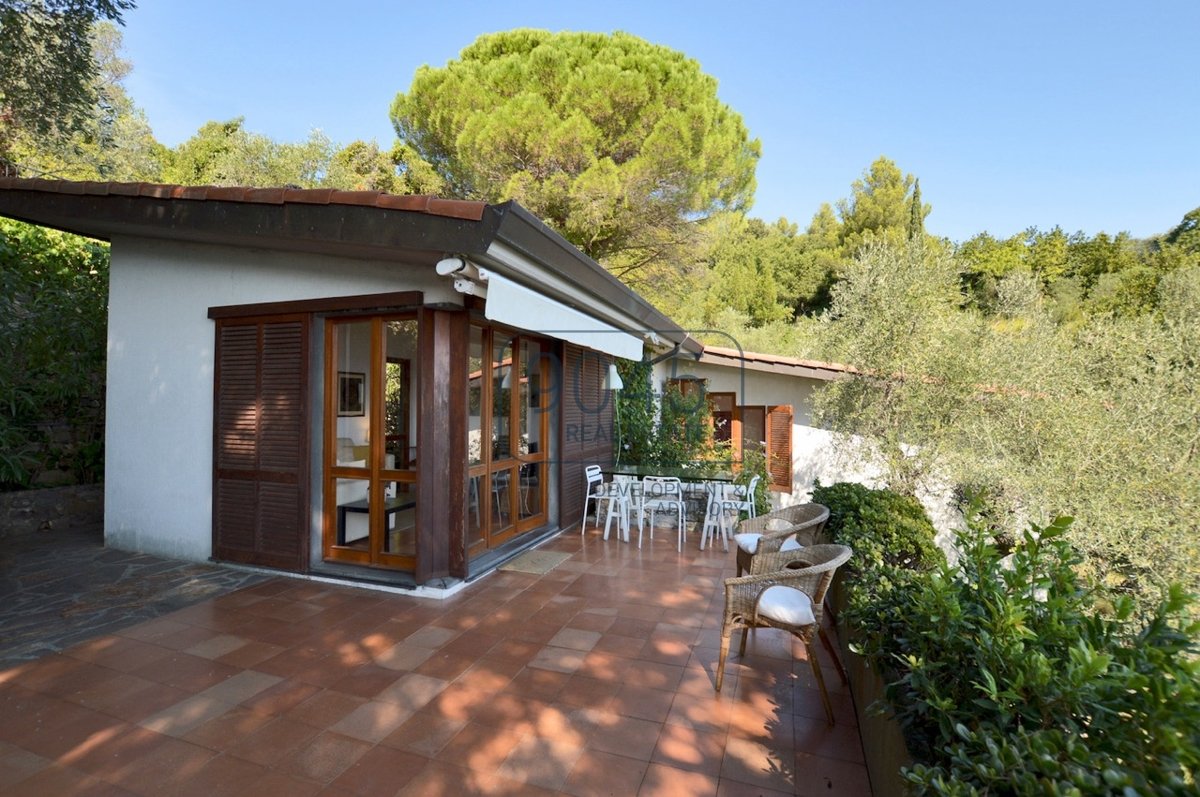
517,339,545,524
489,468,516,538
330,320,372,559
742,406,766,465
384,320,418,471
466,326,485,551
382,319,418,559
325,316,417,569
491,334,514,462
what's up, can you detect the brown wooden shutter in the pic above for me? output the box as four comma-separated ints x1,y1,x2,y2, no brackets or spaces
766,404,793,493
213,315,309,571
559,343,614,529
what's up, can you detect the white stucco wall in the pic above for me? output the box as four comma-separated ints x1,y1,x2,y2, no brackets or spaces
104,236,457,562
659,356,960,534
661,359,880,506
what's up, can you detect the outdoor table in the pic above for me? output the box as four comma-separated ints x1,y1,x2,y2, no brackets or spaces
602,463,736,483
602,464,738,545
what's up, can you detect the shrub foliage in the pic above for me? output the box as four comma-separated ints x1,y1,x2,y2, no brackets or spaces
817,482,1200,795
0,219,108,488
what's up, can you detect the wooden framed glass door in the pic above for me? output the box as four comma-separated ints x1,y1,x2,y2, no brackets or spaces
323,315,418,569
466,324,550,555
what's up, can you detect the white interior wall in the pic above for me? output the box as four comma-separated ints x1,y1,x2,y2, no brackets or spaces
104,236,455,562
334,321,372,444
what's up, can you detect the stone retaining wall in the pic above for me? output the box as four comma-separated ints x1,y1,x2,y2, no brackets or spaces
0,484,103,539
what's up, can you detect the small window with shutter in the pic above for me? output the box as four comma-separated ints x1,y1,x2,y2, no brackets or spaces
765,404,793,492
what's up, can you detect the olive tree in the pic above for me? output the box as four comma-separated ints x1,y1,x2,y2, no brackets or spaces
815,239,1200,604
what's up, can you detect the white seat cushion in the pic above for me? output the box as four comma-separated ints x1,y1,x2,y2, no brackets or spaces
736,528,802,555
734,532,762,554
757,585,816,627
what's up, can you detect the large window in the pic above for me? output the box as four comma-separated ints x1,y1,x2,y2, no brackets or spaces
467,325,551,554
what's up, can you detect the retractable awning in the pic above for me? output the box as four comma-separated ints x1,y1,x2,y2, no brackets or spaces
483,271,644,361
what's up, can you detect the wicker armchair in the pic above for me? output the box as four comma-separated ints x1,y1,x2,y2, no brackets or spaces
715,543,852,724
733,502,830,576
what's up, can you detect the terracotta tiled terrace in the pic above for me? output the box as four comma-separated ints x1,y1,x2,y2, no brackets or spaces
0,522,870,796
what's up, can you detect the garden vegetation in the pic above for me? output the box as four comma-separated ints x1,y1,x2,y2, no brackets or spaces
814,483,1199,796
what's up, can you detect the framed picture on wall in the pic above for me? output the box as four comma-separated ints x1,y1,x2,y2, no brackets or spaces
338,371,365,416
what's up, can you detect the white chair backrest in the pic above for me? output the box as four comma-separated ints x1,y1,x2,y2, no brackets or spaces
585,465,603,486
742,475,761,499
611,473,637,495
642,475,682,499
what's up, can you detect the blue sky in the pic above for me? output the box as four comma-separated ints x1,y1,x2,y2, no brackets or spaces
119,1,1198,243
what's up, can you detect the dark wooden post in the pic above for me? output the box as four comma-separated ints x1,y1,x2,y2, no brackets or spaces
415,308,467,583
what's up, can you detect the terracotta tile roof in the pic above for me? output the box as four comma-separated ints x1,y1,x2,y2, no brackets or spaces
700,344,854,380
0,178,488,221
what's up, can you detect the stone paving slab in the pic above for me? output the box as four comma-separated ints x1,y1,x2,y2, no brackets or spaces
0,524,266,666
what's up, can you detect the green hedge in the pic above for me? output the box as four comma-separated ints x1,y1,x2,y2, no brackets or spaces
0,220,108,488
812,481,944,661
814,482,1200,795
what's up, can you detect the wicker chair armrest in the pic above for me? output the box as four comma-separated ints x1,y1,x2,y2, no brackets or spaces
738,503,829,534
754,524,826,558
723,567,825,621
735,514,780,535
727,544,852,606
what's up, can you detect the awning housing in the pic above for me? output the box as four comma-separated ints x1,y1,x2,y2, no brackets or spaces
483,271,644,361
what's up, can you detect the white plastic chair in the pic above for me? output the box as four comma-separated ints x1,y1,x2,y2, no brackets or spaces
721,475,760,522
602,474,638,542
581,465,622,535
700,482,732,551
639,476,686,550
581,465,604,532
702,475,760,552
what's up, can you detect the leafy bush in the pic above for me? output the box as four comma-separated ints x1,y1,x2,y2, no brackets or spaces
812,482,943,684
821,481,1200,795
614,359,715,467
813,481,943,573
899,517,1200,795
0,220,108,489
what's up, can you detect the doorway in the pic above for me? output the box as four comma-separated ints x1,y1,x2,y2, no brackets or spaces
322,316,418,569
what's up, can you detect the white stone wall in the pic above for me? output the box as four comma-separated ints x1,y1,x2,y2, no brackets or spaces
655,357,961,534
103,236,456,562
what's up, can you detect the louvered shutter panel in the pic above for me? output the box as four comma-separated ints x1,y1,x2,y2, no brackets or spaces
213,315,309,570
766,404,793,493
559,343,614,527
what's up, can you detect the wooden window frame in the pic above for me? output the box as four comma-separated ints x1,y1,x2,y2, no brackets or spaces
466,323,551,554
